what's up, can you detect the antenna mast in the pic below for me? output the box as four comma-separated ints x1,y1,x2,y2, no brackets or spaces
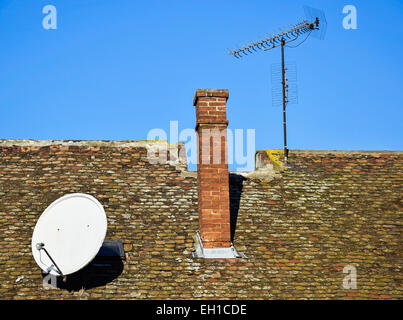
281,38,288,163
229,7,326,165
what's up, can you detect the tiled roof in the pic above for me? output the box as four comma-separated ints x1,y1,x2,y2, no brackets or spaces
0,141,402,299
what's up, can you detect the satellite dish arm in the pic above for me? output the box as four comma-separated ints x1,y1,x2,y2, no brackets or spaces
36,243,66,280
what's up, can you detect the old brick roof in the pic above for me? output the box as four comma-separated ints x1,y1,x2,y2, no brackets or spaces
0,140,402,299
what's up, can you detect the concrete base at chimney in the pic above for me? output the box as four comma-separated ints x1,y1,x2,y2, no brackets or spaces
192,232,242,259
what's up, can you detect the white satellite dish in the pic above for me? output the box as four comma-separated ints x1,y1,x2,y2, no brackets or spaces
31,193,107,276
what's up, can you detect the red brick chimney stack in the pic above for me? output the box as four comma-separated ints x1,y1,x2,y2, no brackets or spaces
193,89,231,250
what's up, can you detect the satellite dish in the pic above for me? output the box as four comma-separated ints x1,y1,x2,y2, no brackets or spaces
31,193,107,276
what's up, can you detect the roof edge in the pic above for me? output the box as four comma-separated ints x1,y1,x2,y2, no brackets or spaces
0,139,181,149
256,149,403,155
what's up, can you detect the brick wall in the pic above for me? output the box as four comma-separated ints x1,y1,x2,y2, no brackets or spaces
194,89,231,249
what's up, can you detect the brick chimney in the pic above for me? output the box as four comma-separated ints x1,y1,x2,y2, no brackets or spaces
192,89,240,259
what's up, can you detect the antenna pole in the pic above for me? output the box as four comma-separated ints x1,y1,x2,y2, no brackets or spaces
281,38,288,164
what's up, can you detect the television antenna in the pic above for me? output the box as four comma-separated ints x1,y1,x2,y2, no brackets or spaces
228,6,327,164
31,193,107,280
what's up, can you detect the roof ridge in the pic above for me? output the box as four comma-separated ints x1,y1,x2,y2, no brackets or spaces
0,139,181,149
256,149,403,155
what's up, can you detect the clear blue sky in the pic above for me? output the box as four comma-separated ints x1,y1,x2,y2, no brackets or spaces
0,0,402,169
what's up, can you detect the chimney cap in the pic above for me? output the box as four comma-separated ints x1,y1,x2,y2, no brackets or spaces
193,89,229,106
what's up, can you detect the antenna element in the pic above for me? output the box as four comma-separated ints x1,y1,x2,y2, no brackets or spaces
229,6,326,164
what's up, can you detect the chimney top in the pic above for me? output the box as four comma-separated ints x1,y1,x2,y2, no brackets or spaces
193,89,229,106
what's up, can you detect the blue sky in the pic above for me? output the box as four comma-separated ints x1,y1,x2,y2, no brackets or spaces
0,0,402,170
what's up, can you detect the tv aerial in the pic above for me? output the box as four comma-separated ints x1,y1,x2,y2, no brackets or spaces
31,193,107,280
228,6,327,164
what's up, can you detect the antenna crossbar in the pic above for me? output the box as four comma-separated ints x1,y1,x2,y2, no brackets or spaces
229,18,319,58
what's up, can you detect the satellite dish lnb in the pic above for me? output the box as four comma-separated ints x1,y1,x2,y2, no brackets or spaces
31,193,107,276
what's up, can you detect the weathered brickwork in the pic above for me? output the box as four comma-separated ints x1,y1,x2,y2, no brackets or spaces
0,141,401,299
194,89,231,248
